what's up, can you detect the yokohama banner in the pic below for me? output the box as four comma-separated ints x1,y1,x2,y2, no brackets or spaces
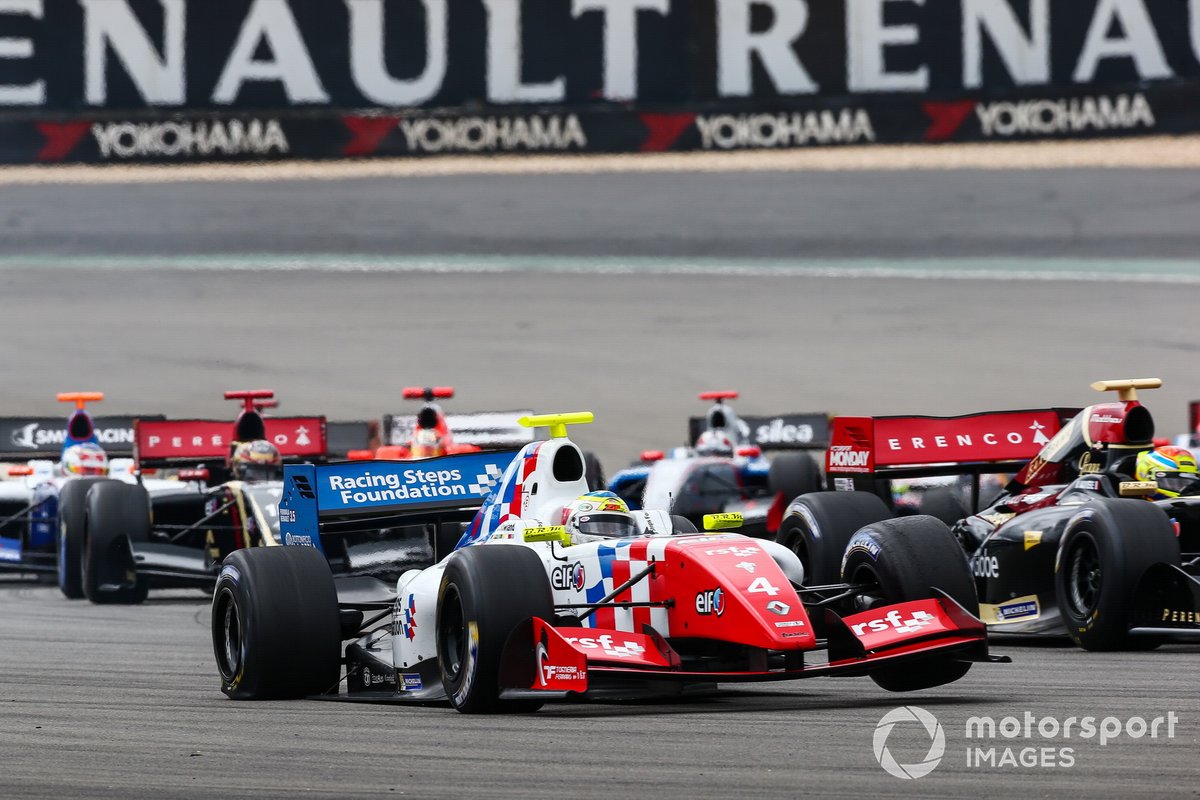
3,0,1200,162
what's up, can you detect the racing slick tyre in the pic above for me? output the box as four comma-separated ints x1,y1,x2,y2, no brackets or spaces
671,515,698,534
767,452,823,504
1054,499,1180,652
56,477,109,599
212,547,341,700
775,492,891,585
919,487,968,527
583,451,606,492
437,544,554,714
840,515,978,692
82,481,150,605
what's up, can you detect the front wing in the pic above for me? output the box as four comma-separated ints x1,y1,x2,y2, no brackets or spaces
500,592,1006,694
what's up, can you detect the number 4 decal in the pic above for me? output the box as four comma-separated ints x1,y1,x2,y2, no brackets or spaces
747,577,780,596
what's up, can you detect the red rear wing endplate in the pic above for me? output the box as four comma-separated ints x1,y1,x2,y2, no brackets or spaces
826,408,1080,479
135,417,328,466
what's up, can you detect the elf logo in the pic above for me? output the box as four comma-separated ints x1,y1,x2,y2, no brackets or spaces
551,561,586,592
695,587,726,617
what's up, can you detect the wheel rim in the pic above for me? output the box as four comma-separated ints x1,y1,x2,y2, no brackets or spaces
1065,534,1102,618
848,563,886,612
215,590,243,680
438,585,465,682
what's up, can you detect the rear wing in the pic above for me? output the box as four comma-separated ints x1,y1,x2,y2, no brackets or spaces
825,409,1080,486
278,449,519,549
134,416,328,468
383,410,537,449
687,413,832,451
0,415,164,460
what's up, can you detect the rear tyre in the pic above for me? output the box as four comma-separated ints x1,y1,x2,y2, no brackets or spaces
840,515,978,691
56,477,109,599
212,547,341,699
670,515,698,534
1055,499,1179,651
919,487,968,527
82,482,150,605
767,452,823,504
775,492,891,585
437,545,553,714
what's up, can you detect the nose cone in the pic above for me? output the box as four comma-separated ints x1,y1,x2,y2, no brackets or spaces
665,536,814,649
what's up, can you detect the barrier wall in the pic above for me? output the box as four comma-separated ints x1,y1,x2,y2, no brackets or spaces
3,0,1200,163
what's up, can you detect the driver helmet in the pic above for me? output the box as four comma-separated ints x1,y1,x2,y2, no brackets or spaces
62,442,109,476
230,439,283,481
1135,446,1199,499
695,429,735,456
560,491,638,544
410,427,447,459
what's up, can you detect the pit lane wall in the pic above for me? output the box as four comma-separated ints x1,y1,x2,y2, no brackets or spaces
4,0,1200,164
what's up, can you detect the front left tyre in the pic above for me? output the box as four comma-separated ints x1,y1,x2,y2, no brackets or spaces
212,547,341,700
1055,499,1180,651
840,515,978,692
437,544,554,713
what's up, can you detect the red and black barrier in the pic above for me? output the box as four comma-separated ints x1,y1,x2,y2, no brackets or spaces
3,0,1200,164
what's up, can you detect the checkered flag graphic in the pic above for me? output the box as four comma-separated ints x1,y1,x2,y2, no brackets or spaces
468,463,505,495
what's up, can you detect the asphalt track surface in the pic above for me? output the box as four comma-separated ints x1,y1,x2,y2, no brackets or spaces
4,168,1200,259
2,164,1200,799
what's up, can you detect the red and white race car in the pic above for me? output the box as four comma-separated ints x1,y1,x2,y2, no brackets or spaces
211,413,1006,712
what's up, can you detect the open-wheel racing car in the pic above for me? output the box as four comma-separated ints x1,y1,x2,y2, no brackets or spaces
211,412,1006,713
783,378,1200,651
365,385,605,491
62,390,332,603
607,392,828,538
0,392,170,591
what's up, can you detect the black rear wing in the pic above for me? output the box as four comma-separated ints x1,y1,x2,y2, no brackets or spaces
0,415,164,460
687,413,831,451
382,410,537,449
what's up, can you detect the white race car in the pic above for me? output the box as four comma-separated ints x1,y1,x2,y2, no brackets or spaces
213,413,1004,712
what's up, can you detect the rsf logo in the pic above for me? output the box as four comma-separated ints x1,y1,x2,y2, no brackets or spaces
695,587,725,616
874,706,946,779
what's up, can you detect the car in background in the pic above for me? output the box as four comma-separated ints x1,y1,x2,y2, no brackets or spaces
210,412,1003,711
0,392,177,589
783,379,1200,651
607,392,828,537
64,390,333,603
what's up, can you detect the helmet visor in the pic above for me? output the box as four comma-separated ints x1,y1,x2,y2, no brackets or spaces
1156,472,1200,496
573,513,637,539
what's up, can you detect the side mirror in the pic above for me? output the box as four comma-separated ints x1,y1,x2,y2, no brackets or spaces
1119,480,1158,498
703,512,744,532
524,526,571,546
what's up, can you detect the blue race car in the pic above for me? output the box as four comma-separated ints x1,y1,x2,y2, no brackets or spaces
607,392,828,537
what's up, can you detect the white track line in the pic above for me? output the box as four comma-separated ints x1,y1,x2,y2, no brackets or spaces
2,254,1199,284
